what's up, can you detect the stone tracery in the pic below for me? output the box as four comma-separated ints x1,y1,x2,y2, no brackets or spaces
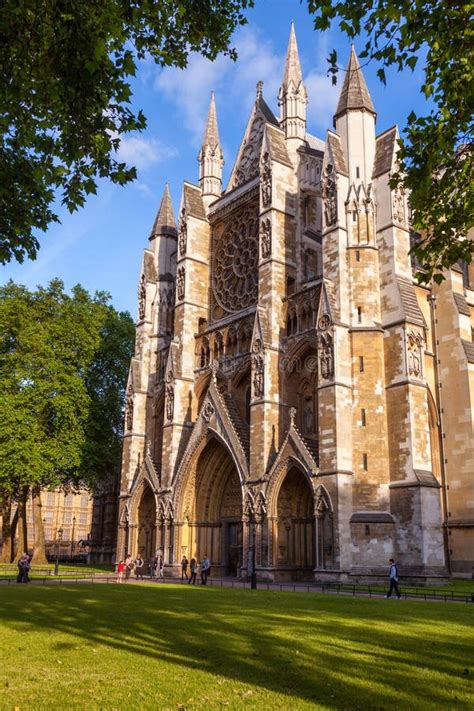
212,206,259,313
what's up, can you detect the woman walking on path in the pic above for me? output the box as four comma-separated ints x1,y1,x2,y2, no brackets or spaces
181,556,189,582
134,554,144,581
124,554,133,582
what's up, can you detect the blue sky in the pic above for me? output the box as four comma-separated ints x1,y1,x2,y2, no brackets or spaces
1,1,428,316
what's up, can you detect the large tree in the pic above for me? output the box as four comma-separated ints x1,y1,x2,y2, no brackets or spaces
308,0,473,282
0,0,253,264
0,280,134,562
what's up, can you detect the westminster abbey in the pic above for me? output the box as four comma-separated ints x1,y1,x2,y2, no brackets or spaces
117,26,474,581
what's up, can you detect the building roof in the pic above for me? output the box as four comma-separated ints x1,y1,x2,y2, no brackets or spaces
150,183,177,239
396,276,426,326
334,46,376,120
183,182,206,220
373,127,397,178
327,131,348,175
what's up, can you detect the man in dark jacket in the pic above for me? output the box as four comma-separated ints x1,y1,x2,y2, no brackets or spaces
385,558,401,599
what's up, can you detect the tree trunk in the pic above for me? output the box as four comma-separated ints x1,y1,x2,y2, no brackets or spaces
0,494,14,563
31,485,48,564
14,488,29,561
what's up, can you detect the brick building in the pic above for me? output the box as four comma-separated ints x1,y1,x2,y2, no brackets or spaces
116,27,474,581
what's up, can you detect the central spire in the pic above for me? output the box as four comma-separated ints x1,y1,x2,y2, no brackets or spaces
198,92,224,205
202,91,220,148
278,23,307,146
281,22,303,91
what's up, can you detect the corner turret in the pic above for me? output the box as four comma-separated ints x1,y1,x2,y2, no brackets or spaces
334,46,376,184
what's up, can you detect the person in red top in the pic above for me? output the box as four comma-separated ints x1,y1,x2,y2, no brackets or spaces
117,561,125,583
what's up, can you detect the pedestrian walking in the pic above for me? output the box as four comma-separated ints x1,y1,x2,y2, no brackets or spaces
157,556,164,579
16,553,30,583
134,554,144,580
124,554,133,582
149,555,157,578
188,557,197,585
181,556,189,582
200,555,210,585
385,558,402,599
117,560,125,583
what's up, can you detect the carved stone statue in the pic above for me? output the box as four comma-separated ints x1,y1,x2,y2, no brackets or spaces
253,355,264,398
166,384,174,421
261,219,271,259
177,267,185,301
322,164,337,227
319,334,334,380
178,208,187,256
125,384,134,431
138,274,146,321
261,152,272,208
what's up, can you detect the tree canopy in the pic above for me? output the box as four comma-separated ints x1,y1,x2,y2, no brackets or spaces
307,0,473,282
0,0,253,264
0,279,134,560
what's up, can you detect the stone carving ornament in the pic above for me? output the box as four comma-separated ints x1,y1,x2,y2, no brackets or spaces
202,401,215,422
319,333,334,380
178,208,187,256
212,206,259,313
253,355,264,398
177,267,185,301
261,152,272,208
261,219,271,259
165,384,174,421
125,383,134,431
138,274,146,321
407,330,423,379
322,164,337,227
392,186,405,225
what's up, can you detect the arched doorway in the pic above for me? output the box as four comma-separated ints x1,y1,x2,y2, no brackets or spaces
178,437,243,576
137,482,156,562
274,467,315,579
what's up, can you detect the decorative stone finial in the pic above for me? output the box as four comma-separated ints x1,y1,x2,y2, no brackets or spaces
289,407,296,426
256,80,263,99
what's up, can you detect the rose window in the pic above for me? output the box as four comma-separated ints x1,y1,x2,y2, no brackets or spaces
213,207,259,312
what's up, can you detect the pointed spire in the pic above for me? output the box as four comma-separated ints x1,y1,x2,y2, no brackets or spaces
150,183,177,240
202,91,220,148
278,23,307,146
199,92,223,203
282,21,303,90
334,46,376,120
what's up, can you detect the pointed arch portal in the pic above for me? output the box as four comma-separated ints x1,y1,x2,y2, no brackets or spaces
177,437,243,576
137,482,157,562
274,466,316,577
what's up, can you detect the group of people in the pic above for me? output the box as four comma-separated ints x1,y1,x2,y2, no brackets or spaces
116,553,402,596
16,553,31,583
116,553,164,583
116,553,212,585
180,555,211,585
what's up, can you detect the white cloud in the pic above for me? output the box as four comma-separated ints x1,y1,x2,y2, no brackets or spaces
154,26,283,146
116,136,177,172
305,71,339,135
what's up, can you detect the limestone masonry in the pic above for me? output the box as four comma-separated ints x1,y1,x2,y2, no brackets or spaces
117,26,474,581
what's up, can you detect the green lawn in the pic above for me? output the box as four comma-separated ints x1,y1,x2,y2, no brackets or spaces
0,562,114,579
0,584,472,710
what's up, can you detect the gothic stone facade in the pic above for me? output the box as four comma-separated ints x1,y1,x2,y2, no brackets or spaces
117,30,474,581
